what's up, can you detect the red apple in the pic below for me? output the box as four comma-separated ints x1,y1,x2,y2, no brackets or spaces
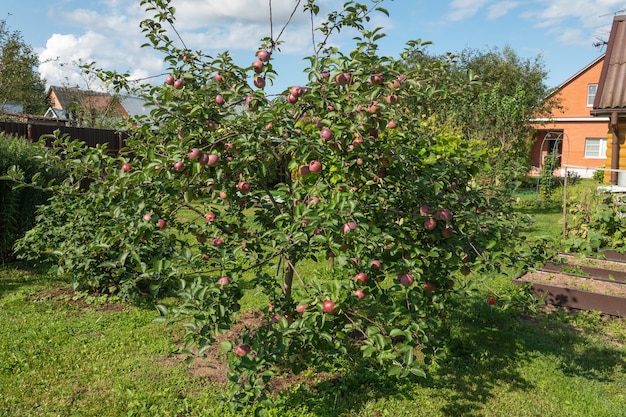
246,95,258,111
173,161,185,171
237,181,251,194
370,73,384,85
206,120,217,131
157,218,166,229
219,191,228,199
307,196,319,206
342,222,357,233
371,260,381,270
439,209,453,221
442,227,454,238
205,212,216,222
424,218,437,230
419,205,430,216
308,160,322,173
165,75,175,85
256,49,271,62
354,273,367,285
321,70,330,79
142,213,152,221
252,60,264,73
286,93,298,104
188,148,201,160
320,128,333,141
198,154,209,165
290,85,303,98
235,344,250,356
212,238,224,246
217,276,230,286
214,73,223,82
423,282,437,293
206,154,219,166
299,165,311,176
253,76,265,88
354,289,365,299
335,72,352,85
488,296,495,306
399,273,414,287
322,300,336,314
121,163,132,172
296,304,309,313
173,78,184,89
215,94,225,105
385,94,398,104
386,120,397,129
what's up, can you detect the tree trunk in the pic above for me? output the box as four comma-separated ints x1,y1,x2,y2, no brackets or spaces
282,260,294,299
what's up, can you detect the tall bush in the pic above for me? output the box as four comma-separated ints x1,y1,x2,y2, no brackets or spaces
0,134,62,263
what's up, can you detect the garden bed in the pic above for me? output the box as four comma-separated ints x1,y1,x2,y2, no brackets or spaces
514,253,626,317
514,271,626,317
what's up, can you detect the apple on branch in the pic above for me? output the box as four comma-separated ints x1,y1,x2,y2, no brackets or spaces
322,300,336,314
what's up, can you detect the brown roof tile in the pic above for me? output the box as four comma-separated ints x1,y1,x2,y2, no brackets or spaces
592,15,626,115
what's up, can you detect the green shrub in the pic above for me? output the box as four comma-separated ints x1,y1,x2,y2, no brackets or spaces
564,189,626,253
0,134,64,263
592,167,605,183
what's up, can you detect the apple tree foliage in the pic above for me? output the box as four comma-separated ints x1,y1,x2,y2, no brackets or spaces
11,0,546,410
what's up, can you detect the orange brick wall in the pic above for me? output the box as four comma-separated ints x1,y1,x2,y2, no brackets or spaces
531,56,609,178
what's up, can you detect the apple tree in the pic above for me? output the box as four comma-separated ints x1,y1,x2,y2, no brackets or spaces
11,0,543,411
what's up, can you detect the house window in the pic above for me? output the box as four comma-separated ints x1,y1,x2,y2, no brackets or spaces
587,84,598,107
584,137,607,158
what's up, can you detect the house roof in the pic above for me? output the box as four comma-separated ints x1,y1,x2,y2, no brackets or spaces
120,96,153,118
47,86,152,119
592,15,626,115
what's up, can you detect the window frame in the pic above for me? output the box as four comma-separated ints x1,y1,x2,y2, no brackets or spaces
587,83,598,107
584,137,607,159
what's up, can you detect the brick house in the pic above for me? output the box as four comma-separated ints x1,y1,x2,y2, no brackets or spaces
44,86,151,128
530,55,608,179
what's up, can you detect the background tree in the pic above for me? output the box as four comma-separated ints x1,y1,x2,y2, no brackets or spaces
0,18,48,114
405,44,558,184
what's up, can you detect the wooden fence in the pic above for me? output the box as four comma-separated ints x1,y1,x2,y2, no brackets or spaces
0,121,128,153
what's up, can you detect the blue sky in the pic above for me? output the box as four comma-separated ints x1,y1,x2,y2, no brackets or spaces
3,0,625,93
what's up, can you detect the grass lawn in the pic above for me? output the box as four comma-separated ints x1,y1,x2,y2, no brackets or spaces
1,178,625,416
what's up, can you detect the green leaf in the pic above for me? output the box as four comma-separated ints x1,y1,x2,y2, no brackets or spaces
219,340,233,352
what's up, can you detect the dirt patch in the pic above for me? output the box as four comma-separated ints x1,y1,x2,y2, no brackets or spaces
30,287,127,312
556,254,626,273
521,271,626,297
165,309,336,395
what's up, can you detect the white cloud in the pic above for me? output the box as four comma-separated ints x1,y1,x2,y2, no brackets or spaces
487,1,520,19
447,0,491,21
524,0,626,47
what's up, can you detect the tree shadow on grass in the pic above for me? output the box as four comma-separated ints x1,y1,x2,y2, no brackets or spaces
429,300,626,417
0,260,56,298
272,299,626,417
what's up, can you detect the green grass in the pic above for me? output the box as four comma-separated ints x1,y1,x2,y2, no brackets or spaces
2,263,626,416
